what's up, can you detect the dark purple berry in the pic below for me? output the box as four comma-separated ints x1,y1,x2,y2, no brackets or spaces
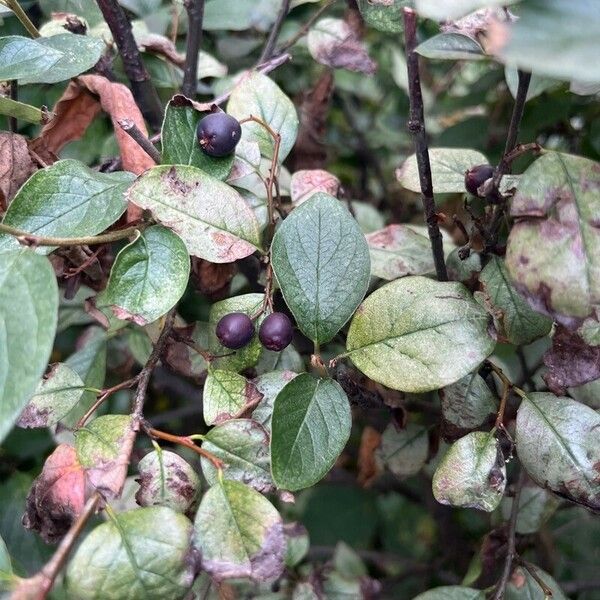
258,312,293,352
216,312,254,349
196,112,241,157
464,164,494,197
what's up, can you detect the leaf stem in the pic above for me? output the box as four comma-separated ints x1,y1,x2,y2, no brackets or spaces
181,0,205,98
259,0,290,63
2,0,40,37
402,8,448,282
0,223,145,247
118,118,161,163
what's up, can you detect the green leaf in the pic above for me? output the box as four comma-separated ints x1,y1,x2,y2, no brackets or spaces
203,369,263,426
200,419,273,492
271,193,370,344
135,449,200,513
208,293,265,372
366,224,434,280
416,33,485,61
252,370,298,432
161,102,234,180
506,565,567,600
0,160,133,254
440,373,497,440
397,148,488,194
357,0,409,33
76,414,134,498
494,0,600,83
377,423,429,478
17,363,85,429
415,0,514,20
39,0,104,25
0,534,13,581
413,588,485,600
0,250,58,443
65,506,194,600
478,256,552,345
0,34,104,84
203,0,281,32
97,226,190,325
271,374,352,491
505,67,560,102
0,96,43,123
515,392,600,511
346,276,495,392
500,483,560,535
432,431,506,512
227,72,299,161
506,152,600,321
284,523,309,568
193,479,285,581
126,164,261,263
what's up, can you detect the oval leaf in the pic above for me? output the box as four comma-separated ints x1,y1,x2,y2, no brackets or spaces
432,431,506,512
252,370,299,432
271,374,352,491
346,276,495,392
193,479,285,582
65,506,194,599
127,165,261,263
98,225,190,325
396,148,488,194
506,565,567,600
0,250,58,443
413,587,485,600
357,0,408,33
377,423,429,478
200,419,273,492
271,193,371,344
227,72,298,162
416,33,485,61
515,392,600,511
0,160,134,254
415,0,512,20
500,483,560,535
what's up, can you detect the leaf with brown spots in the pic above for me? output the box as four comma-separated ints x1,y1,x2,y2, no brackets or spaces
22,444,87,543
0,133,36,210
543,325,600,394
290,169,340,206
31,74,155,177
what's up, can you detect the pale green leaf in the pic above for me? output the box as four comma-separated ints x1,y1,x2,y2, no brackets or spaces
0,96,43,123
200,419,273,492
271,193,370,344
377,423,429,478
416,33,485,61
432,431,506,512
126,164,261,263
17,363,85,429
346,276,495,392
500,483,560,535
284,523,309,568
515,392,600,511
0,160,133,254
161,102,233,180
397,148,488,194
193,479,285,581
251,370,298,432
227,72,298,161
271,374,352,491
506,565,567,600
413,587,485,600
357,0,409,33
98,226,190,325
415,0,514,20
0,250,58,443
65,507,194,600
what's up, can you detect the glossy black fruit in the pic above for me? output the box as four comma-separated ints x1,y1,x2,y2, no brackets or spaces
196,112,241,157
258,312,293,352
216,312,254,349
464,164,494,197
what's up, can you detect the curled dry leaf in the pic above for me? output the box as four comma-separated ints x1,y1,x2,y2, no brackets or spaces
0,133,36,210
357,425,382,487
31,74,154,177
191,258,236,300
543,325,600,395
307,18,378,75
290,169,340,206
137,33,185,66
23,444,87,543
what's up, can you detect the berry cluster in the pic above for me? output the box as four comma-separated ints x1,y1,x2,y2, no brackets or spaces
216,312,294,352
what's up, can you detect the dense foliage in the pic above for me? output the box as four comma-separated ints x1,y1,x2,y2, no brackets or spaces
0,0,599,599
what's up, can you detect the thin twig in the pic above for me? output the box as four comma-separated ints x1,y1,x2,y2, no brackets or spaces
146,426,224,469
259,0,291,63
492,470,525,600
96,0,163,130
275,0,337,55
118,118,161,163
131,309,177,427
0,223,144,247
181,0,205,98
1,0,40,37
8,80,18,132
403,8,448,281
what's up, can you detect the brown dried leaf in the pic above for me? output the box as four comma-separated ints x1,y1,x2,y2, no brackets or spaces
32,74,154,176
22,444,87,543
191,258,236,300
0,133,36,210
543,325,600,394
357,426,382,487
